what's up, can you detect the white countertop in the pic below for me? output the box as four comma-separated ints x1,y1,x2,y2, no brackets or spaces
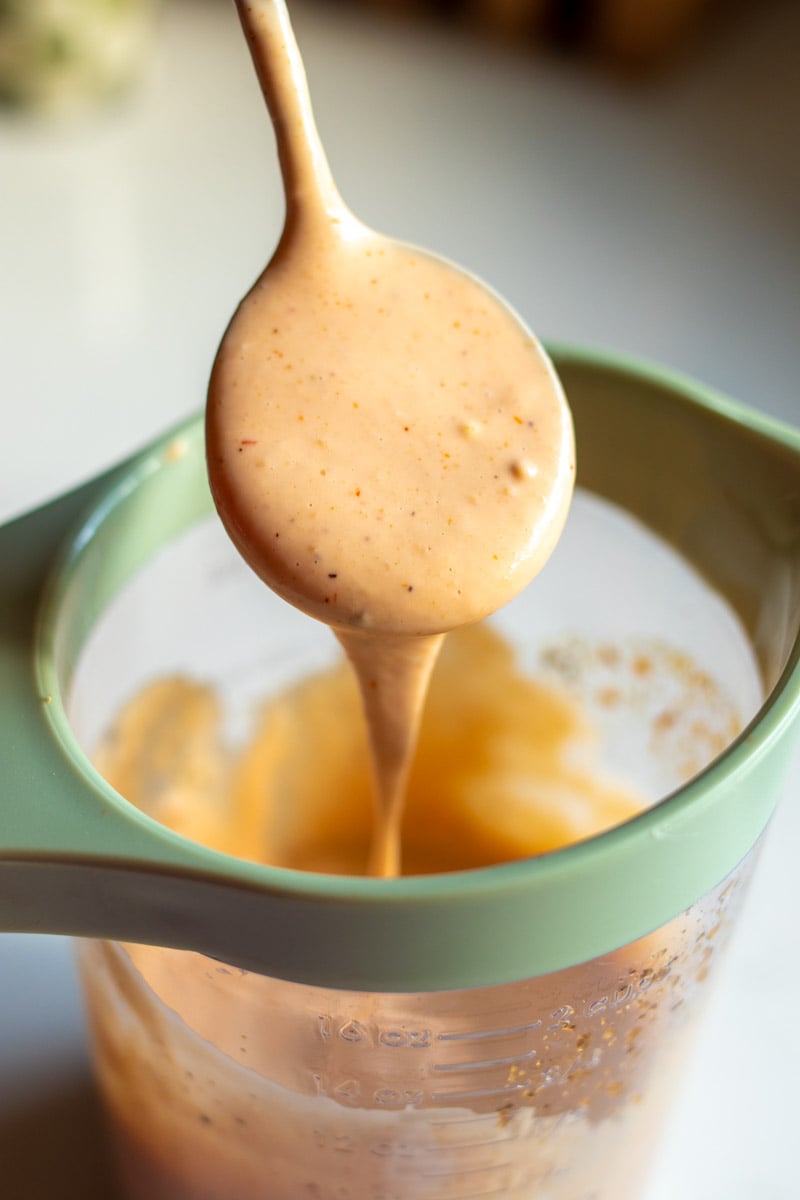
1,1,799,1195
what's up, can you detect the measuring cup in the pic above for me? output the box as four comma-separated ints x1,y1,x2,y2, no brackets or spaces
3,347,800,1198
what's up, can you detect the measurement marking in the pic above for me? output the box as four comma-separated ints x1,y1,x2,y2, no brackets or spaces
430,1114,496,1128
433,1048,539,1073
430,1136,521,1151
424,1163,513,1179
428,1188,511,1200
430,1083,524,1103
437,1020,541,1043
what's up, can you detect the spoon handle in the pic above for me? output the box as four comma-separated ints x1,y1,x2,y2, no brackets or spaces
235,0,344,224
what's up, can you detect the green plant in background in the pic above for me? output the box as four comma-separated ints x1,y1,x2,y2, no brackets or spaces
0,0,159,113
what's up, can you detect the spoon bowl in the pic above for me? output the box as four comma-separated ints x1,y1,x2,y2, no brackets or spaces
206,0,575,639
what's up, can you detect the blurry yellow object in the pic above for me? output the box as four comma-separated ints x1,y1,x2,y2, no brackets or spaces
0,0,159,114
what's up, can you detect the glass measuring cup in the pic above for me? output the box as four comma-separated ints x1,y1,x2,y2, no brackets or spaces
2,347,800,1197
77,869,750,1200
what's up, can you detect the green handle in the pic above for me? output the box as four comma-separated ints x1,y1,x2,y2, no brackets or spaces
0,460,221,926
0,438,285,963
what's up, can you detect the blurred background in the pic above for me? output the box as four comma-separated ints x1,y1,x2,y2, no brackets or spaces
1,1,799,1196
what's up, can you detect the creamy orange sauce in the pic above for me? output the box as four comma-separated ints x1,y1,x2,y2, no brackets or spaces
206,0,574,875
94,624,643,876
87,620,748,1200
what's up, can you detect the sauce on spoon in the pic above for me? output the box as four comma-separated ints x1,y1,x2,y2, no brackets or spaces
206,0,575,876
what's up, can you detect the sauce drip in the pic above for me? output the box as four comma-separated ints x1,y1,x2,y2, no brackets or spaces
206,0,575,876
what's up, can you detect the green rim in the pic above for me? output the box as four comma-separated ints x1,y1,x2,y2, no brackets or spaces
18,346,800,988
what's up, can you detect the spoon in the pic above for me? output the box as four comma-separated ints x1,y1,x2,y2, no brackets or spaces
206,0,575,876
207,0,574,638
